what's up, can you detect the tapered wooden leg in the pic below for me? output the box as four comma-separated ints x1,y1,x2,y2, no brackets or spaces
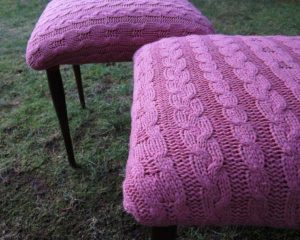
151,226,177,240
46,66,79,168
72,65,85,109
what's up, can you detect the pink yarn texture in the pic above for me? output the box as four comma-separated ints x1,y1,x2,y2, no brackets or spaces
123,35,300,229
26,0,214,70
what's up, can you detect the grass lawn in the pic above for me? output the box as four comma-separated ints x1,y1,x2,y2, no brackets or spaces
1,0,300,239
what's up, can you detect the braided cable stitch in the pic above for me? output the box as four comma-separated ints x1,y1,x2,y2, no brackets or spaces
241,36,300,227
124,44,189,226
187,35,270,224
160,38,230,225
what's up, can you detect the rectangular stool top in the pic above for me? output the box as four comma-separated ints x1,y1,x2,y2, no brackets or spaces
26,0,214,70
123,35,300,229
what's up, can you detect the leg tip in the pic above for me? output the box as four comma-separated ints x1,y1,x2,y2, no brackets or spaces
70,161,81,169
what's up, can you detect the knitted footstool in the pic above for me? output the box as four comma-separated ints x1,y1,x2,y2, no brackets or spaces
26,0,214,167
123,35,300,239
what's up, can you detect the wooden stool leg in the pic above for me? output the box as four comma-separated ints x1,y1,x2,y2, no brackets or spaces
46,66,79,168
151,226,177,240
72,65,86,109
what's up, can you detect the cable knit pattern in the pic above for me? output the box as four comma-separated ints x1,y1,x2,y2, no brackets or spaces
123,35,300,229
26,0,214,70
160,38,230,225
188,35,269,224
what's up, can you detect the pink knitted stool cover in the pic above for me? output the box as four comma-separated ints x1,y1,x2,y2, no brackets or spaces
123,35,300,229
26,0,214,70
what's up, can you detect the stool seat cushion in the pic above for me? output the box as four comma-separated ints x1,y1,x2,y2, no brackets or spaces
26,0,214,70
123,35,300,229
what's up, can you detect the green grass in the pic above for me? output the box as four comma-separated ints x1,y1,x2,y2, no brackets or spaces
0,0,300,239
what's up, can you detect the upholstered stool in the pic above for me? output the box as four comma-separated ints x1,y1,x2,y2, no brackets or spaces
123,35,300,239
26,0,214,167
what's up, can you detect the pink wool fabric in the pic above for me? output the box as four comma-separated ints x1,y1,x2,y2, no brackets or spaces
123,35,300,229
26,0,214,70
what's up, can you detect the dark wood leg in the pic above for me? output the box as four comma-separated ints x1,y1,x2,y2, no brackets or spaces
46,66,79,168
72,65,85,109
151,226,177,240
